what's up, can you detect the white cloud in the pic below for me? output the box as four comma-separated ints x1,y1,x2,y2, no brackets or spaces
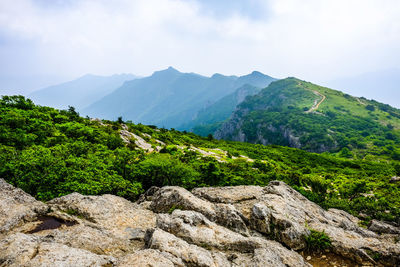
0,0,399,85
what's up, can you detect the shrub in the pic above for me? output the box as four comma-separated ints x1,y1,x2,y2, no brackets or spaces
304,229,332,252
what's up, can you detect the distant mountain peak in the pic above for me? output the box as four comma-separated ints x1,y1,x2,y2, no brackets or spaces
211,73,225,78
151,67,181,77
250,71,263,75
167,66,178,71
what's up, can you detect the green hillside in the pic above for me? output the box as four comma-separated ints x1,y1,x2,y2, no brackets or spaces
215,77,400,160
1,95,399,224
180,84,261,135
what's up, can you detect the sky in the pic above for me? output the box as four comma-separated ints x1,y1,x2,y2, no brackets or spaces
0,0,400,105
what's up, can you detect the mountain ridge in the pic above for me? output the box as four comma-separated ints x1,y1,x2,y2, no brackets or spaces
214,77,400,160
29,73,137,110
83,68,276,128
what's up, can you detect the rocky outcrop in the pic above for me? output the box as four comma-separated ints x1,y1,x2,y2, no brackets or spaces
1,178,399,266
368,219,400,235
0,233,116,267
250,181,400,266
0,179,48,235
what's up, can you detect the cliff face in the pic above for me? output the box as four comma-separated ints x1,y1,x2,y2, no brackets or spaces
1,178,399,267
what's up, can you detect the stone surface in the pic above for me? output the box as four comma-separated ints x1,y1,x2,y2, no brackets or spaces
156,209,310,267
0,233,115,267
251,180,400,266
150,186,216,217
192,185,263,204
48,192,156,239
145,228,225,267
116,249,176,267
1,179,399,267
0,179,48,234
369,219,400,234
150,186,249,235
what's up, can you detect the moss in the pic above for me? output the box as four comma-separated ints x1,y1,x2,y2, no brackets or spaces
168,204,184,214
365,248,382,262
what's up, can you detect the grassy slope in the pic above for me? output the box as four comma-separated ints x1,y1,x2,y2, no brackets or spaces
215,78,400,160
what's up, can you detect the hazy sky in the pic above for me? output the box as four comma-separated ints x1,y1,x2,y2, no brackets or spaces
1,0,400,98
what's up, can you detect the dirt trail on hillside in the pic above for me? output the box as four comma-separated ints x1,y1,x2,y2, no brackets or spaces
306,90,326,113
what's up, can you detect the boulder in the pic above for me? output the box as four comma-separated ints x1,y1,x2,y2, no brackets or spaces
144,228,228,267
369,219,400,234
192,185,263,204
48,192,156,239
156,209,310,267
0,179,48,234
2,178,399,267
0,233,115,267
193,185,263,222
150,186,216,217
251,180,400,266
32,223,136,257
150,186,249,235
116,249,176,267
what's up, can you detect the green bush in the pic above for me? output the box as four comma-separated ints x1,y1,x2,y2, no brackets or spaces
304,229,332,252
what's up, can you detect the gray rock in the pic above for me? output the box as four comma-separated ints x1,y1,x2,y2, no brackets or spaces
49,192,157,239
145,228,227,267
116,249,176,267
150,186,249,235
0,233,115,267
156,209,310,267
369,219,400,234
150,186,216,217
0,179,48,234
192,185,263,204
252,180,400,266
2,179,399,267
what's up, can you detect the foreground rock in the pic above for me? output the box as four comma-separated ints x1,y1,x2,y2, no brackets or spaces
1,178,399,266
250,181,400,266
0,179,48,235
0,233,116,267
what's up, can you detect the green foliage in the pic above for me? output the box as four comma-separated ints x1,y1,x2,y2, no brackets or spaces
0,95,399,225
214,78,400,161
304,229,332,252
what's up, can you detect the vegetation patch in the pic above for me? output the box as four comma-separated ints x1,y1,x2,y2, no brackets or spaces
168,204,184,214
304,229,332,252
0,96,399,225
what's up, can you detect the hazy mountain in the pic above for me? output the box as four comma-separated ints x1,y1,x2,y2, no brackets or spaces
83,67,275,128
29,74,136,110
215,77,400,159
0,74,70,96
324,69,400,108
181,84,262,136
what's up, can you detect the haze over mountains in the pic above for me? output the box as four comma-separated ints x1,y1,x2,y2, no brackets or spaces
29,73,137,110
83,67,276,129
325,69,400,109
21,66,400,159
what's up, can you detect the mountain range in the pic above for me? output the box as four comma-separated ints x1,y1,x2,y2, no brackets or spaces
29,73,136,110
83,67,276,129
24,67,400,160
